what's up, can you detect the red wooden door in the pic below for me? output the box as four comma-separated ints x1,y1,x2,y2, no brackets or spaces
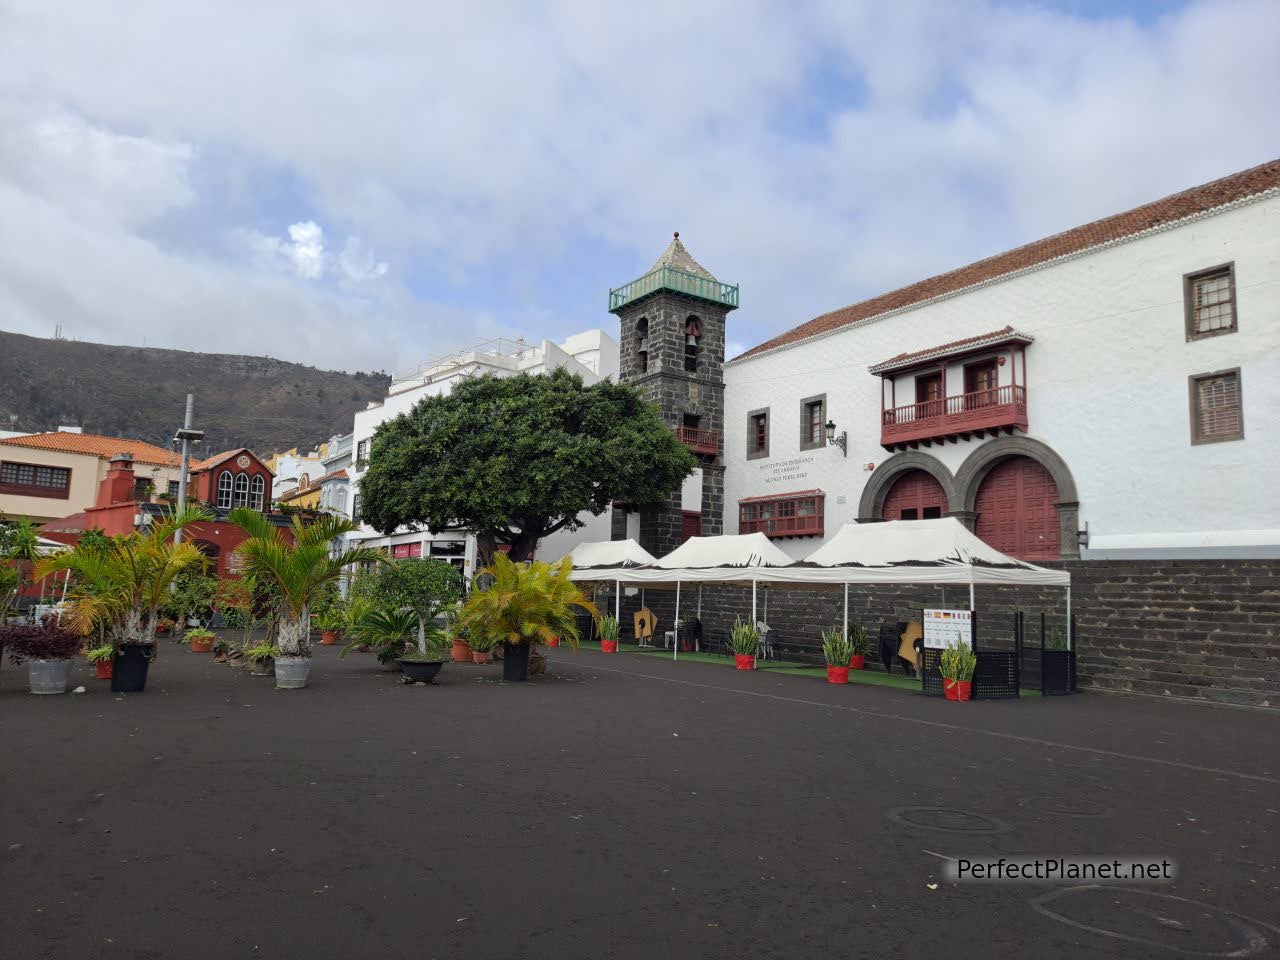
974,457,1060,560
881,470,947,521
680,511,702,543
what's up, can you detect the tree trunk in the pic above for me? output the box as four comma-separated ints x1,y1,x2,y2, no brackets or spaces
506,533,540,564
277,606,311,657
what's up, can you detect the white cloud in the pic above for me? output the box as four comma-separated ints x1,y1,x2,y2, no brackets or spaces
0,0,1276,368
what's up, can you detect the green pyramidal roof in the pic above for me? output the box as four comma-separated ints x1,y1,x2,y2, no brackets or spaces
609,233,738,313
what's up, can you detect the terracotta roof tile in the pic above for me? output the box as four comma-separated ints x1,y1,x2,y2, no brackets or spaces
189,449,258,472
0,432,181,466
734,158,1280,362
868,326,1033,374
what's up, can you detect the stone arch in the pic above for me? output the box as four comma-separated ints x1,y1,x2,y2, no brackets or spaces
954,436,1080,559
857,451,958,522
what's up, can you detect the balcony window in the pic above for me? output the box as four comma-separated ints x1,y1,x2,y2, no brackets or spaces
0,460,71,499
739,490,824,538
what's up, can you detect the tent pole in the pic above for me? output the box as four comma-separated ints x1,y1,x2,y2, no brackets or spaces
1066,584,1072,651
697,584,703,619
969,568,975,612
843,583,849,636
752,578,757,626
615,578,620,628
640,588,646,647
674,580,681,662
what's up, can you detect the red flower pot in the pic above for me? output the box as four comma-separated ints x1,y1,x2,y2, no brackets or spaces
95,659,113,680
734,654,756,671
600,639,618,654
321,631,338,645
944,678,959,701
451,640,471,663
471,650,492,664
827,665,849,684
955,680,973,702
548,636,560,647
848,655,865,670
189,637,213,653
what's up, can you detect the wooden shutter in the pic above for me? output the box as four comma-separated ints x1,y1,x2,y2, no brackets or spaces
1196,372,1241,439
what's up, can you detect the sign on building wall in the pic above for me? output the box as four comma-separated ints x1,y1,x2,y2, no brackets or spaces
923,609,973,650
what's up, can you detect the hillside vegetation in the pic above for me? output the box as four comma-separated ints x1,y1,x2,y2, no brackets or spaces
0,329,390,455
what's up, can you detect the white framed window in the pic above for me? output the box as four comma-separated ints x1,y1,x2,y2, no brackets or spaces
216,471,233,510
250,474,266,510
233,472,250,507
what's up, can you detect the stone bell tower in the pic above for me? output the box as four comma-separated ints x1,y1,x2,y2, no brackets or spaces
609,233,738,556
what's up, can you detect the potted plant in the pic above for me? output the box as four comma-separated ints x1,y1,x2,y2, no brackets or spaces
821,627,853,684
155,617,176,636
185,627,215,653
2,622,85,694
36,506,212,693
217,575,260,652
457,554,598,682
940,643,977,701
244,642,278,677
847,623,869,670
730,618,759,670
212,638,232,663
467,631,496,664
314,605,344,645
597,615,620,654
342,606,413,671
361,557,463,659
228,508,384,690
85,642,114,679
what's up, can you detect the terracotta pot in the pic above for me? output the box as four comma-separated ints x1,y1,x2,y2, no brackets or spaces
734,654,755,671
321,630,338,645
600,639,618,654
471,650,492,664
95,659,113,680
944,678,959,701
189,637,213,653
955,679,973,702
848,655,866,670
826,665,849,684
451,639,472,663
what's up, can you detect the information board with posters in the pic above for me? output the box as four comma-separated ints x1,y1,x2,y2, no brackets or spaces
923,609,974,650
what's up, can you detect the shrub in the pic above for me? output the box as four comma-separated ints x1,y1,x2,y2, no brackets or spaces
821,627,852,666
3,623,85,663
184,628,216,643
730,618,759,656
847,623,870,657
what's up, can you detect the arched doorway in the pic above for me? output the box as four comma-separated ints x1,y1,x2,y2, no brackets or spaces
881,470,948,521
974,457,1060,560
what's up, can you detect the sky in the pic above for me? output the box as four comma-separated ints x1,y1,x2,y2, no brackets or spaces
0,0,1277,375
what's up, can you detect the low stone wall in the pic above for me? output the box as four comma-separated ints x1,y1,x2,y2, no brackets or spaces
589,559,1280,709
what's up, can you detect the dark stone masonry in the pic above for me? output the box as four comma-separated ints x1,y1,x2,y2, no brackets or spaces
589,559,1280,709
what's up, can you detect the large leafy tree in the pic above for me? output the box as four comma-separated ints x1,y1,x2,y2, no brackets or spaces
362,557,463,655
359,370,697,563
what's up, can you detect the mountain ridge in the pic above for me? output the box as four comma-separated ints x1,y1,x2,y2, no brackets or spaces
0,329,390,455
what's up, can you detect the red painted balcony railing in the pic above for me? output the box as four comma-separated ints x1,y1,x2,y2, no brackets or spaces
676,425,719,456
881,384,1028,448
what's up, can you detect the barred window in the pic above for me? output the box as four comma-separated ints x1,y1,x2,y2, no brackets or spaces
1190,369,1243,444
1185,264,1237,339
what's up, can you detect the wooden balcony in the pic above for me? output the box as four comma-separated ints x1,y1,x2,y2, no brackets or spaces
881,385,1028,449
739,491,825,539
676,425,719,457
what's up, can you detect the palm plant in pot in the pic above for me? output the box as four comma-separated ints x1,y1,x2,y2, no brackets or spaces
730,618,759,670
457,554,598,682
597,614,620,654
821,627,853,684
2,621,85,694
343,606,413,671
465,630,497,664
847,623,870,670
35,506,212,693
228,509,384,690
85,642,115,679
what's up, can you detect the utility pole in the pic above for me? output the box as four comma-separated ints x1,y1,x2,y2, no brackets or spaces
172,393,205,544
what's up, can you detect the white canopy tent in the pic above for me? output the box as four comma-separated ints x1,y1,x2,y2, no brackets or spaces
558,538,658,633
564,520,1070,659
